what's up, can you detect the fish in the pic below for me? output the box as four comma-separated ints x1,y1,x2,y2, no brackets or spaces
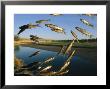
17,24,40,35
59,62,70,72
57,45,65,55
80,19,94,28
30,35,40,44
45,24,66,34
71,30,79,43
59,50,75,72
56,70,69,76
40,69,69,76
29,50,40,57
66,50,76,62
28,23,40,29
82,14,97,17
38,66,42,70
43,57,55,64
39,66,52,73
38,57,55,69
75,27,93,38
30,35,39,40
64,39,74,55
50,14,62,16
17,24,29,35
40,71,57,76
36,19,50,24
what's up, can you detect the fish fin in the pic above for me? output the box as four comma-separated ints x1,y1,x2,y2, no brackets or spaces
17,29,25,35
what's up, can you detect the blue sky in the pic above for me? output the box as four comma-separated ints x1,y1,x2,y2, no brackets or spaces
14,14,97,40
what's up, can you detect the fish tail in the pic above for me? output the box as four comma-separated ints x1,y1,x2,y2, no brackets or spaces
17,31,21,35
90,24,94,27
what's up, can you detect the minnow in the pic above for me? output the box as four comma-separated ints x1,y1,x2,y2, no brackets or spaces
59,50,75,72
59,61,70,72
56,70,69,76
43,57,55,64
50,14,62,16
29,50,40,57
75,27,93,38
80,19,94,28
71,30,79,43
40,71,57,76
40,69,69,76
57,45,65,55
30,35,40,44
17,24,40,35
39,66,52,73
36,19,50,24
64,39,74,55
66,50,76,62
38,57,55,69
45,24,66,34
28,23,40,29
82,14,97,17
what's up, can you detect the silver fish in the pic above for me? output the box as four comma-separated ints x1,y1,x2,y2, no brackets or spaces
75,27,93,38
36,19,50,24
40,71,57,76
57,45,65,55
39,66,52,73
45,24,66,34
43,57,55,64
56,70,69,76
64,39,74,55
82,14,97,17
50,14,62,16
59,50,76,72
80,19,94,28
71,30,79,43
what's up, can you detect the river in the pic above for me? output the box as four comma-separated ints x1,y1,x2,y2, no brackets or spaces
15,46,97,76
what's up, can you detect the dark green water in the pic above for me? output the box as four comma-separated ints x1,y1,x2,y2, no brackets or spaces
15,46,97,76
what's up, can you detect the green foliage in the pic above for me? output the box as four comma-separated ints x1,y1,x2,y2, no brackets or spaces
79,38,97,42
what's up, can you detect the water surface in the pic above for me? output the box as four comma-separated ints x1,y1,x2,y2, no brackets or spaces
15,46,97,76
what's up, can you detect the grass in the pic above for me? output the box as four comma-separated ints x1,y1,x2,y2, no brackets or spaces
14,38,97,48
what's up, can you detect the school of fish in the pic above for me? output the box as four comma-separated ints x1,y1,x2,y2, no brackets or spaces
15,14,96,76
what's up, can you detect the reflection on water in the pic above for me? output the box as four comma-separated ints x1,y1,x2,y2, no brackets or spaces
15,46,97,76
14,45,20,51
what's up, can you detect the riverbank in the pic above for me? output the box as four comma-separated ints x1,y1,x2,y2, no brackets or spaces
15,40,97,64
15,39,97,48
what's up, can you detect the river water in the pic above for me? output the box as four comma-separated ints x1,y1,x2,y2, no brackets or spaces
15,46,97,76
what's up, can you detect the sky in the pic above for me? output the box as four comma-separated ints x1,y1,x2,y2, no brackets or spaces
14,14,97,40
